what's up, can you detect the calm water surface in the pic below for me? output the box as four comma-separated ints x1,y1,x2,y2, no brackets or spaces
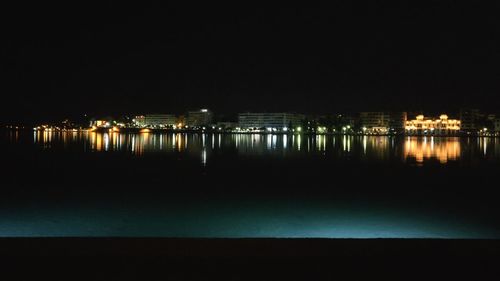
2,130,500,238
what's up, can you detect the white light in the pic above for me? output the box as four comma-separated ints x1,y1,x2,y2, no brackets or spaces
201,109,208,112
283,127,288,132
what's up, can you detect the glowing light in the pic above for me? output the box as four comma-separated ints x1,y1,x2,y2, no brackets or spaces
406,114,461,134
140,129,151,133
404,137,460,164
296,127,302,132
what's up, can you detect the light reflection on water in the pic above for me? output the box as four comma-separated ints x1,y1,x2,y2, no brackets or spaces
404,136,461,164
3,130,500,238
26,131,500,165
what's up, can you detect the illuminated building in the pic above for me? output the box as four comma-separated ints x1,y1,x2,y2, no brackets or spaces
238,113,304,131
186,109,213,127
89,120,111,128
133,114,177,128
405,114,460,135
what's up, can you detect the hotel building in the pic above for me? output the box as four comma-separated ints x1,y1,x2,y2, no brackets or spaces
495,119,500,133
186,109,214,127
359,112,390,133
134,114,177,128
405,114,460,135
460,109,483,132
238,113,304,131
360,112,407,133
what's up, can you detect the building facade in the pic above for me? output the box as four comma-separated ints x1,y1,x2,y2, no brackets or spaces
388,112,408,133
89,120,112,128
360,112,407,133
460,109,483,133
360,112,390,133
186,109,213,127
495,119,500,133
238,113,304,131
405,114,460,135
134,114,177,128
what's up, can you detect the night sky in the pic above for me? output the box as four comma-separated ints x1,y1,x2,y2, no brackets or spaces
2,3,500,123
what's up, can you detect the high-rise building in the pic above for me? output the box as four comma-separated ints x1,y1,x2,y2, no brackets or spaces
238,113,304,131
186,109,214,128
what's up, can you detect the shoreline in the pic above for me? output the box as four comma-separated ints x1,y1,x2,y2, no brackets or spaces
4,127,497,137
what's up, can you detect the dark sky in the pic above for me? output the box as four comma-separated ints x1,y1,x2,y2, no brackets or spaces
2,3,500,123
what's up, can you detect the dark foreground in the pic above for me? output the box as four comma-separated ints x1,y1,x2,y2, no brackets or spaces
1,238,499,280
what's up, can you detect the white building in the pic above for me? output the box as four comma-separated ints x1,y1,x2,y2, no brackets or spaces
134,114,177,128
238,113,304,131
